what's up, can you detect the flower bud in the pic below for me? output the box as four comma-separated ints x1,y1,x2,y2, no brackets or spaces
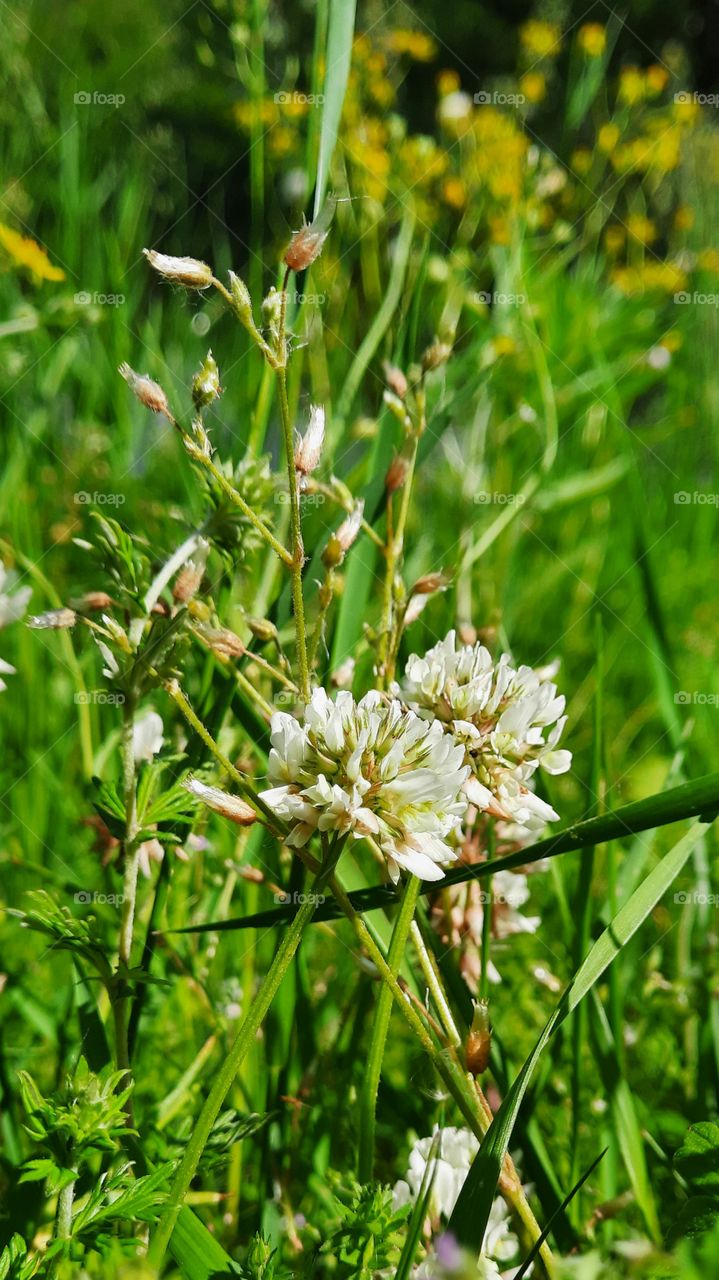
383,362,408,399
331,656,355,688
119,363,172,419
283,196,336,272
198,625,246,658
27,608,76,630
385,450,412,493
228,272,254,325
173,539,210,603
262,286,283,332
322,501,364,567
143,249,213,289
465,999,491,1076
421,339,453,372
192,350,222,409
184,776,257,826
410,571,449,596
70,591,114,612
294,404,326,476
246,616,278,644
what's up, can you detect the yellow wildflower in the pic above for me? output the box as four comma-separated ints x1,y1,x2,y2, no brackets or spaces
618,66,645,106
604,226,625,255
698,248,719,273
441,176,467,209
520,71,546,103
520,19,561,59
571,148,593,176
437,69,461,97
578,24,606,57
674,206,695,232
0,223,65,283
626,214,657,245
385,29,437,62
645,65,669,95
598,122,620,153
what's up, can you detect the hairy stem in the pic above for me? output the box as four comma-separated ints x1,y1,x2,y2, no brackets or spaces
358,873,420,1180
276,364,310,701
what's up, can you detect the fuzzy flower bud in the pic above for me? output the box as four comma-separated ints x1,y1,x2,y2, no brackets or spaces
192,350,222,409
385,450,412,493
465,999,491,1076
323,501,364,567
294,404,326,476
173,539,210,604
184,776,257,826
421,339,453,372
69,591,114,612
283,196,336,272
383,362,408,399
228,272,254,325
119,363,172,419
246,616,279,644
143,249,213,290
27,608,77,630
411,571,449,597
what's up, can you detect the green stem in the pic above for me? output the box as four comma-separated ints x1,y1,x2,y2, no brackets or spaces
115,693,140,1108
55,1174,76,1239
276,363,310,701
358,874,421,1181
149,854,339,1266
329,875,556,1277
191,449,292,567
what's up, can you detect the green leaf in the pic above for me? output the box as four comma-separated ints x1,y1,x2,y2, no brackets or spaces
675,1123,719,1193
448,818,713,1252
169,1206,243,1278
313,0,357,217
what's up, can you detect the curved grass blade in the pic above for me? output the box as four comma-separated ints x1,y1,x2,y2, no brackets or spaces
447,818,712,1252
313,0,357,217
513,1147,608,1280
168,771,719,933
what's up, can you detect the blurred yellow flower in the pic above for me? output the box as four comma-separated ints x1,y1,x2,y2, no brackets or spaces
520,20,561,60
604,225,626,255
626,213,657,244
698,248,719,273
673,97,700,125
674,206,695,232
520,71,546,103
0,223,65,282
571,148,593,176
645,65,669,95
441,176,467,209
598,122,620,152
612,261,687,295
489,214,511,245
492,334,517,356
578,24,606,58
385,29,437,62
618,66,645,106
437,69,461,97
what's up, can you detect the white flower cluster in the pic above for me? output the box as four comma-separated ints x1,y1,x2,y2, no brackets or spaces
396,630,571,834
0,564,31,692
392,1126,518,1269
259,687,469,882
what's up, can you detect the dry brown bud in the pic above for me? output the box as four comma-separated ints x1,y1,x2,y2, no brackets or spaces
385,452,411,493
410,571,449,597
119,363,172,418
465,999,491,1076
283,196,336,272
71,591,114,612
200,626,246,658
421,339,453,372
173,540,210,604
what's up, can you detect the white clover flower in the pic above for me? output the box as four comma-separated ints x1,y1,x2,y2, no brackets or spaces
259,687,469,882
392,1127,518,1264
0,566,31,628
395,631,571,830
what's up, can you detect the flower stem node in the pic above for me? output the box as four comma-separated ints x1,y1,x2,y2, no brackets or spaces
143,249,213,290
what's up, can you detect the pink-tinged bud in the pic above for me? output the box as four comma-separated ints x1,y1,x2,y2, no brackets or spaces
465,999,491,1076
143,248,213,289
383,362,408,399
403,593,430,627
173,553,209,604
331,656,355,688
283,196,337,272
119,363,172,418
27,608,77,630
199,626,246,658
323,500,365,567
458,622,478,646
184,776,257,826
385,451,411,493
70,591,114,612
410,571,449,596
294,404,325,475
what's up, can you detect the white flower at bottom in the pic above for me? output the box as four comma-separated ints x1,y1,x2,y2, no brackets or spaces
392,1126,518,1264
259,688,468,882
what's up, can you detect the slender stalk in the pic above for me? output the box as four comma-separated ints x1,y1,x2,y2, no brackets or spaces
189,449,292,566
55,1175,76,1239
114,691,140,1106
409,919,461,1047
329,874,556,1277
276,362,310,701
149,852,340,1266
358,873,421,1180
